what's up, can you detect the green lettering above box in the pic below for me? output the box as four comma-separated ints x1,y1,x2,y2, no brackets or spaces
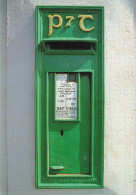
35,6,104,189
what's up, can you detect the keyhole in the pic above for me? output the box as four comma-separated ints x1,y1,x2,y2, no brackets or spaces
60,130,64,137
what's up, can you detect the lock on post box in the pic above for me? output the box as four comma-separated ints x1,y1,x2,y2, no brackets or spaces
35,6,104,189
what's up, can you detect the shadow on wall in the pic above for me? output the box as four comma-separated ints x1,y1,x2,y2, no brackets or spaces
134,0,136,37
0,0,7,194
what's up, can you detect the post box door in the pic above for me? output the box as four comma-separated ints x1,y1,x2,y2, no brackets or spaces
49,72,92,175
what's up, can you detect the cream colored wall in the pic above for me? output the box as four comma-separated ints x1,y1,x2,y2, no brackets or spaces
134,0,136,193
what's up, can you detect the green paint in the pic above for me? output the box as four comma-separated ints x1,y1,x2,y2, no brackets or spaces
35,6,104,189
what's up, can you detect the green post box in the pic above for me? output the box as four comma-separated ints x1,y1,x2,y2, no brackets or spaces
35,6,104,189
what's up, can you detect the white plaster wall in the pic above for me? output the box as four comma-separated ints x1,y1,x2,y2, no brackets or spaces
6,0,135,195
134,0,136,193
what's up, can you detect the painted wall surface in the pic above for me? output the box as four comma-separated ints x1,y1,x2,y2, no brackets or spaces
0,0,133,194
134,0,136,193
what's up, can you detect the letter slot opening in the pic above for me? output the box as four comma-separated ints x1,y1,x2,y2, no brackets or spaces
46,41,95,50
42,40,97,55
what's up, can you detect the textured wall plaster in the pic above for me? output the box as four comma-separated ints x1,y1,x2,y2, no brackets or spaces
7,0,135,195
133,0,136,193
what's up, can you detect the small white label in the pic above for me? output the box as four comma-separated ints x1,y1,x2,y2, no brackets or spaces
56,74,77,119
